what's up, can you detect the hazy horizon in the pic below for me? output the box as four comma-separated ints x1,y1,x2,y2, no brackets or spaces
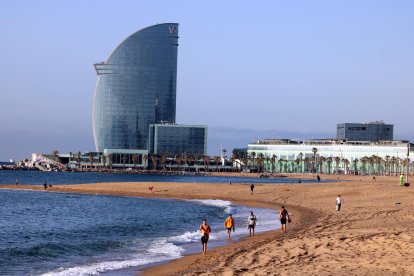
1,1,413,161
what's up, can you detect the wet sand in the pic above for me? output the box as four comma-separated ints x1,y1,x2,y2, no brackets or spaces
2,174,414,275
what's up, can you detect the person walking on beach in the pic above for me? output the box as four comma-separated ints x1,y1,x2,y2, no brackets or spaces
279,206,290,233
336,194,343,211
316,175,321,182
15,178,19,186
250,184,255,195
224,214,235,239
199,219,211,254
400,173,404,186
247,211,257,237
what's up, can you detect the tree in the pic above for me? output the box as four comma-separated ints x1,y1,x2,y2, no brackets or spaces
215,156,220,172
257,153,264,172
122,154,127,169
143,154,148,171
52,150,59,162
150,155,158,170
203,156,210,172
271,155,277,173
334,156,341,174
132,154,139,169
326,157,333,175
160,154,167,171
77,151,82,170
319,156,326,174
312,148,318,173
89,152,94,170
107,153,113,169
101,154,107,170
343,158,350,175
298,152,303,173
353,158,359,175
250,152,256,171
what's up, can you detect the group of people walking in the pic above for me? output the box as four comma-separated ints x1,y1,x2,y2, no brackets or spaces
199,206,291,253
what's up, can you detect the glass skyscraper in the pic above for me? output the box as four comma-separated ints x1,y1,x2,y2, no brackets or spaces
93,23,179,151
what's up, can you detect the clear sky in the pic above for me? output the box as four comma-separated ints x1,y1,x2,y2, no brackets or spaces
1,0,413,160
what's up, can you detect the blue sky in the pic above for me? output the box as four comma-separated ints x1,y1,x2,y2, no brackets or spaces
1,0,413,160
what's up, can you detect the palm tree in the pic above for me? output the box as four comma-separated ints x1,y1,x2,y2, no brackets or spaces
143,154,148,171
298,152,303,173
101,154,107,171
303,157,310,173
107,153,113,169
295,158,300,173
257,153,264,172
150,155,158,171
334,156,341,174
353,158,359,175
242,154,248,171
375,156,382,175
326,157,333,174
271,155,277,173
361,157,368,175
319,156,326,174
122,154,127,169
77,151,82,170
160,154,167,171
385,155,390,175
312,148,318,173
390,156,396,176
215,156,220,172
88,152,94,170
132,154,139,169
343,158,350,175
203,156,210,172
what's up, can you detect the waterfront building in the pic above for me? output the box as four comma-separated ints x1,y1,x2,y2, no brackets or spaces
148,124,207,155
337,121,393,142
247,139,413,174
93,23,179,152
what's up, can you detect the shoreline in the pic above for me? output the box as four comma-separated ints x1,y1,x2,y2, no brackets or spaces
2,174,414,275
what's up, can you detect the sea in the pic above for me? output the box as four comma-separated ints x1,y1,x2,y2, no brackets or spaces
0,171,287,275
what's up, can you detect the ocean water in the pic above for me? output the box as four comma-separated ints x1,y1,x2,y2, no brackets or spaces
0,189,280,275
0,170,316,185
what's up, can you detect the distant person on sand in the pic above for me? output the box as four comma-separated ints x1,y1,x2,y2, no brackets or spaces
224,214,235,239
199,219,211,254
43,181,47,190
316,175,321,182
400,173,404,186
372,175,376,181
250,184,255,194
15,178,19,186
247,211,257,237
336,194,343,211
279,206,290,233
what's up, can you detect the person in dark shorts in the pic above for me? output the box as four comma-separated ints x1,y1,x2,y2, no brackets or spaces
247,211,257,237
250,184,255,195
224,214,235,239
279,206,290,233
199,218,211,254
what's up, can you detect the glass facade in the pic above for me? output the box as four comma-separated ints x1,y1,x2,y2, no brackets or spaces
149,124,207,155
337,122,393,141
93,23,179,151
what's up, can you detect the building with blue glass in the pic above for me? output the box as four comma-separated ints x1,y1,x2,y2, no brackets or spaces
148,124,208,155
93,23,179,152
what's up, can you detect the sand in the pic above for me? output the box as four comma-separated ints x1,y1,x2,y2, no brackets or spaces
2,174,414,275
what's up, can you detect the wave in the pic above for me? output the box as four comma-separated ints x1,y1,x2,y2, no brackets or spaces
39,239,183,276
189,199,233,213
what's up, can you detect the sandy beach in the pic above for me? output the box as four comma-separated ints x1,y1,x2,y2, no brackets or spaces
3,174,414,275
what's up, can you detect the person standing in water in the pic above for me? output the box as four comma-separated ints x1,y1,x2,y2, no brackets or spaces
224,214,235,239
247,211,257,237
199,219,211,254
279,206,290,233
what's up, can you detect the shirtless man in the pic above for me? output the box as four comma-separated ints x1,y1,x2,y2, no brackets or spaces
199,219,211,254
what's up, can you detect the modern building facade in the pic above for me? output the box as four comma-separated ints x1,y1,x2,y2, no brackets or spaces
93,23,179,152
148,124,207,155
247,138,412,174
337,121,393,142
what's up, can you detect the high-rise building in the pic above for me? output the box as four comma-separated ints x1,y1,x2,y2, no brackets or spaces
336,121,393,142
148,124,208,155
93,23,179,151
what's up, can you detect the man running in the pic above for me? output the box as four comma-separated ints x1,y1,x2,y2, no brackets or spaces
247,211,257,237
279,206,290,233
224,214,235,239
199,218,211,254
